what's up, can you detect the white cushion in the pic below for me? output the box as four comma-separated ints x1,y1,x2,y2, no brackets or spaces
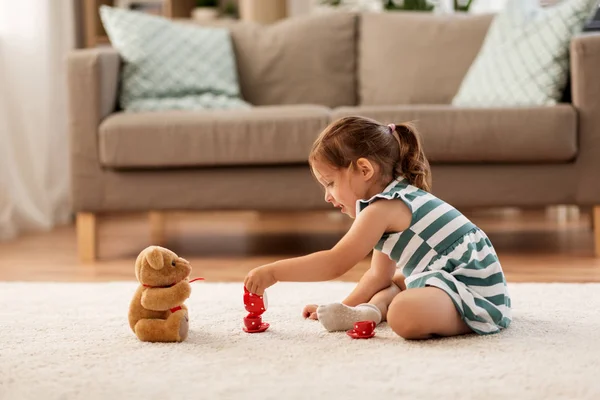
452,0,598,107
99,6,250,112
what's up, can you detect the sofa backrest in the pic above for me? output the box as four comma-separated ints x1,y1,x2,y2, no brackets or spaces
223,13,358,108
196,12,494,108
358,12,493,105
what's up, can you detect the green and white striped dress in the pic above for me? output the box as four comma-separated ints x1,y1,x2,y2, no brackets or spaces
357,177,511,335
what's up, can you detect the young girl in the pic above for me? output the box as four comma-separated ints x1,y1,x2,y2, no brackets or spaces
244,116,511,340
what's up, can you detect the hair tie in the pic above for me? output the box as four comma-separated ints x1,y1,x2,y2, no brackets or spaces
388,124,396,133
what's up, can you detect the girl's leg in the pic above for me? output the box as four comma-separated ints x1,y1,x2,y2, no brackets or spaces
368,283,401,321
386,287,473,340
367,272,406,320
316,273,405,331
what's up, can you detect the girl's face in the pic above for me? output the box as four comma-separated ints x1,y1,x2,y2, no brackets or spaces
312,159,377,219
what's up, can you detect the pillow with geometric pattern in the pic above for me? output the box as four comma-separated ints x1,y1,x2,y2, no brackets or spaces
452,0,598,107
99,6,250,112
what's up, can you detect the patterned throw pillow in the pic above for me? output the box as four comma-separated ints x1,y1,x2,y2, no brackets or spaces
452,0,598,107
99,6,250,112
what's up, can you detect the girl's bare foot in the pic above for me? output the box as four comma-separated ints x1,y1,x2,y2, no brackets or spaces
302,304,319,320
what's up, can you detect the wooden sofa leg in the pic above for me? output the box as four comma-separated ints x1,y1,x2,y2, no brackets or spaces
77,212,97,263
149,211,167,247
594,206,600,257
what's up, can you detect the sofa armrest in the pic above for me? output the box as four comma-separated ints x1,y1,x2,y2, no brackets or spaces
570,33,600,205
68,47,120,121
67,47,121,211
99,49,121,118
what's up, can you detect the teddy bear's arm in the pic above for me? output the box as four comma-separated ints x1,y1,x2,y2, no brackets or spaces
141,281,192,311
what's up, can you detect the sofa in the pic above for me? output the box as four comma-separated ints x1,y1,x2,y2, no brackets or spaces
67,11,600,262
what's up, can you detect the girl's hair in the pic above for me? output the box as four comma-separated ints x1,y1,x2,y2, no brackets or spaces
309,116,432,191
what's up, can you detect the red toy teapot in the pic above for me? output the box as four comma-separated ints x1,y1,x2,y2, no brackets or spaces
243,287,269,333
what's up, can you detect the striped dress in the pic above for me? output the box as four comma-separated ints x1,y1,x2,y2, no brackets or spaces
357,177,511,335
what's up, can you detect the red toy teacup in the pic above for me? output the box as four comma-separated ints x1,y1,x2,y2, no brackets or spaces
346,320,376,339
243,287,270,333
243,287,268,316
243,315,262,331
243,318,269,333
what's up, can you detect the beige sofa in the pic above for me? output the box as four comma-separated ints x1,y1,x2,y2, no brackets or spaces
67,12,600,261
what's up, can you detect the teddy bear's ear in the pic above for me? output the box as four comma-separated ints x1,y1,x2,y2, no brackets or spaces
145,247,165,270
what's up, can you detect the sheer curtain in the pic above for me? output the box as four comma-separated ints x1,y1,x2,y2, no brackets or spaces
0,1,75,240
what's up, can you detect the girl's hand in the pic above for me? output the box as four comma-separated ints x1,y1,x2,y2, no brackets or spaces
302,304,319,320
244,265,277,295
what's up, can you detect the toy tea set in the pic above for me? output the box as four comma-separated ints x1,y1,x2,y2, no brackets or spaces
128,245,376,342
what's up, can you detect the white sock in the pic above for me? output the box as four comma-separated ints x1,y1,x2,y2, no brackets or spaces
316,303,382,332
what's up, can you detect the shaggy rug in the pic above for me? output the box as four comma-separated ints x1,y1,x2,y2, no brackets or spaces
1,282,599,400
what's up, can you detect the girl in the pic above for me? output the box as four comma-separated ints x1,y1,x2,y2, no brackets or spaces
244,116,511,340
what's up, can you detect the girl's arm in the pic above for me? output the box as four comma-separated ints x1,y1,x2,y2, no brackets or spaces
271,203,390,281
341,250,396,307
245,200,409,294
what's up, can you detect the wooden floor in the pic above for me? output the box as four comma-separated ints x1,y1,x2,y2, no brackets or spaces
1,207,600,283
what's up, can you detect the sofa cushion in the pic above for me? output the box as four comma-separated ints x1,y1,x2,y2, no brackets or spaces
452,0,598,107
98,6,249,112
359,13,493,105
98,105,330,168
224,13,357,108
332,105,577,163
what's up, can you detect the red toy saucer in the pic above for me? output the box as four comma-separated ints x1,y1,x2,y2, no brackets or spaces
243,322,270,333
346,328,375,339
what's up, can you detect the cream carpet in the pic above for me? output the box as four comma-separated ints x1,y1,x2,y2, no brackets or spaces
1,282,599,400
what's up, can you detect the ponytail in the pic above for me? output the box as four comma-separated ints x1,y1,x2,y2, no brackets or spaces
390,123,432,192
309,116,432,192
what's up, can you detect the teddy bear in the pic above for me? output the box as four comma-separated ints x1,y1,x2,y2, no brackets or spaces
128,245,192,342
